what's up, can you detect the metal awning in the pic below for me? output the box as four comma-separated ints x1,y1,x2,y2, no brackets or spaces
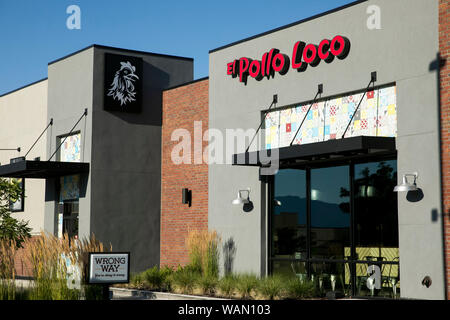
0,160,90,178
232,136,396,167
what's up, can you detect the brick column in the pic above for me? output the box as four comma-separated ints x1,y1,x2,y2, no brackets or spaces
439,0,450,300
160,78,209,267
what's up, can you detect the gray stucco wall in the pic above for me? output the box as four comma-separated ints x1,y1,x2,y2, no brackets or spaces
208,0,444,299
90,47,193,272
45,46,193,273
45,48,94,239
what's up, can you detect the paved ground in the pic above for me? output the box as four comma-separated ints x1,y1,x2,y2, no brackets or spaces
111,287,228,300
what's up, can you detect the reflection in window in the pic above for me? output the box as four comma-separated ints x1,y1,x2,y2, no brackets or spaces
270,159,399,297
353,160,399,298
355,261,400,298
271,169,306,259
310,262,352,296
311,166,350,260
9,178,25,212
354,160,398,258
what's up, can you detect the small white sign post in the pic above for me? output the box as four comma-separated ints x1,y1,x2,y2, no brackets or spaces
88,252,130,300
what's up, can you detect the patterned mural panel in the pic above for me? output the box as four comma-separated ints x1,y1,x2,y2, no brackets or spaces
59,175,80,202
265,86,397,149
60,133,81,162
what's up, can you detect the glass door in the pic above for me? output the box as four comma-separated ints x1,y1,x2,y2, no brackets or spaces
310,165,351,295
270,169,307,280
62,201,79,239
269,158,399,298
353,160,399,298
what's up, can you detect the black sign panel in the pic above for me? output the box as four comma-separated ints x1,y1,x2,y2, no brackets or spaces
104,53,143,112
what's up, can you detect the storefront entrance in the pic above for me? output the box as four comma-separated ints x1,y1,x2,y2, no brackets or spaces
269,157,399,298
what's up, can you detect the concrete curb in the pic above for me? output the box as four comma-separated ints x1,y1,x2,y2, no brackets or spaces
110,287,229,300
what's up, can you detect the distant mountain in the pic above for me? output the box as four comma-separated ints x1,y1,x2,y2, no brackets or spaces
274,195,350,228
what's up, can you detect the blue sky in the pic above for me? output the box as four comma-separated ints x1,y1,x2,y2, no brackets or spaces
0,0,357,95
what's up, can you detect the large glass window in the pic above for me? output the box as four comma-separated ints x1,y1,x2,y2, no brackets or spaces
269,158,399,298
353,160,399,298
271,169,307,260
354,160,398,251
311,166,350,260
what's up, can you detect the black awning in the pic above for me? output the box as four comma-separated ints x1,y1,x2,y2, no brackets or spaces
232,136,396,167
0,160,90,178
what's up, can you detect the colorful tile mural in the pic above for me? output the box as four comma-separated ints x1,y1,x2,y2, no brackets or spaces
60,175,80,202
60,133,81,162
265,86,397,149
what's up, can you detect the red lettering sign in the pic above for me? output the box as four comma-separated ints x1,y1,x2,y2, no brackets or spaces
226,35,350,84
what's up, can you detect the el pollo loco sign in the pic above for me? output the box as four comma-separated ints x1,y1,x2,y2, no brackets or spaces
226,35,350,84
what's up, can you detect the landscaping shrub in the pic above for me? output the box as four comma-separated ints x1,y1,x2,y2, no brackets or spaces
285,278,316,299
160,265,174,292
257,274,285,300
218,275,237,298
83,284,104,300
0,240,17,300
186,229,220,278
144,266,164,290
197,275,217,296
170,265,200,294
235,274,258,299
130,272,146,290
22,232,110,300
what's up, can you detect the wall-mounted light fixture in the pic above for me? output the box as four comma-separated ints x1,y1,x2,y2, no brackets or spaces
182,188,192,207
232,188,251,205
394,172,418,192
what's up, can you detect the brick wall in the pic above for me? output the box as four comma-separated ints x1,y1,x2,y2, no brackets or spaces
12,236,39,278
160,78,209,267
439,0,450,300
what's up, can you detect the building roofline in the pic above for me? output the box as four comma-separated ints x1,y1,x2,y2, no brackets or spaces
209,0,368,54
162,76,209,92
0,77,48,98
48,44,193,66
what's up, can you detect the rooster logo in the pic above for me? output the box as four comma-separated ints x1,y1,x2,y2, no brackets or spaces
107,61,140,106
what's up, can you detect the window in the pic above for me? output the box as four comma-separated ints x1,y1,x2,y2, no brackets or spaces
9,178,24,212
58,201,79,239
269,158,399,298
58,132,81,163
271,169,307,260
310,165,350,260
57,175,80,239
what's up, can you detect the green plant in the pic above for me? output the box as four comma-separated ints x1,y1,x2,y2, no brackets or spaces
197,275,217,296
186,229,220,278
160,265,174,292
130,272,146,290
235,274,258,299
0,280,30,300
0,178,31,248
84,284,104,300
144,266,164,290
218,275,237,298
23,232,109,300
171,265,200,294
285,278,316,299
257,275,284,300
205,242,220,278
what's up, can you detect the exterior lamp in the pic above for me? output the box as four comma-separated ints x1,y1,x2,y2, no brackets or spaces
394,172,418,192
232,188,251,205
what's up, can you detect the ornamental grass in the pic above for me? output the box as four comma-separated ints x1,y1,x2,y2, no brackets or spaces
0,232,111,300
185,229,220,278
257,274,285,300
